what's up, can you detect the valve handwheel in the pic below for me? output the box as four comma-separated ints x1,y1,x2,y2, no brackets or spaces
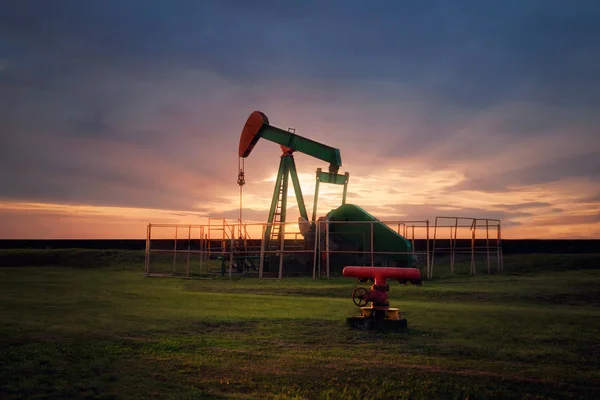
352,287,370,307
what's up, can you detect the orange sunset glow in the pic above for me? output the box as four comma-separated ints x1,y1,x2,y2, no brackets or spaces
1,159,598,240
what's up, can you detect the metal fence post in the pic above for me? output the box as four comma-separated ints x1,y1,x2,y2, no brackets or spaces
259,224,265,279
229,235,234,278
312,221,318,280
431,217,438,271
199,227,203,273
278,222,285,280
326,220,330,278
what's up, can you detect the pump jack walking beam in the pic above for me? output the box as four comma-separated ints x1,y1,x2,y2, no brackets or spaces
239,111,343,174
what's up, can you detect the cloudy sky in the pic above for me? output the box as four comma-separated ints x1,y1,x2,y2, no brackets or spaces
1,0,599,239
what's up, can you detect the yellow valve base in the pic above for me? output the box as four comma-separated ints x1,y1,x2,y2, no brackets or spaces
360,307,401,320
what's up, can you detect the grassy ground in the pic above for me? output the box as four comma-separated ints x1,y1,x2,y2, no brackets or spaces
1,251,600,399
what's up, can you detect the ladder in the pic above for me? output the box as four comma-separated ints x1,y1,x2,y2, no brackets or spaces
270,181,285,244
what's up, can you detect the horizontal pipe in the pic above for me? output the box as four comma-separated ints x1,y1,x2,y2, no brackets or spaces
343,266,421,286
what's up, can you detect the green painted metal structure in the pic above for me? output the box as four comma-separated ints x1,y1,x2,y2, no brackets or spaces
325,204,415,269
257,126,342,174
239,113,342,174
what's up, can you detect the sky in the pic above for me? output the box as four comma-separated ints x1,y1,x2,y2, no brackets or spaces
1,0,599,239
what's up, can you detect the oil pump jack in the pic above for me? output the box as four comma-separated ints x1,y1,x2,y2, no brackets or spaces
238,111,350,246
237,111,415,276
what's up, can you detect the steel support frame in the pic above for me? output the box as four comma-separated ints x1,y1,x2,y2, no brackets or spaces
311,168,350,223
264,154,309,244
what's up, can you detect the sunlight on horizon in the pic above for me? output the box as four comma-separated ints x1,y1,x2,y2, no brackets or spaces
1,160,598,239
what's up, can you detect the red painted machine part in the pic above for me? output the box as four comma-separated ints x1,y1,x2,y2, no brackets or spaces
239,111,269,158
343,266,421,287
366,288,388,305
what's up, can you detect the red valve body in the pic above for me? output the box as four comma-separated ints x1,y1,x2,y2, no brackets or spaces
343,266,422,308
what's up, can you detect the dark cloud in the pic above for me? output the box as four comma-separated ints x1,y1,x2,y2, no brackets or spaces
3,1,599,91
73,111,111,137
496,202,552,211
515,153,600,184
449,151,600,193
0,129,230,211
168,211,207,218
535,213,600,227
584,193,600,203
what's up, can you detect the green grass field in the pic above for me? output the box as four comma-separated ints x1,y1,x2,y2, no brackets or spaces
1,250,600,399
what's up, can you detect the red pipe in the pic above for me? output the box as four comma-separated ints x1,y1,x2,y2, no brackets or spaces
343,266,421,286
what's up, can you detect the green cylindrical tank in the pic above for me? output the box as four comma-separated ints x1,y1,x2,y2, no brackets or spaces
324,204,414,269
